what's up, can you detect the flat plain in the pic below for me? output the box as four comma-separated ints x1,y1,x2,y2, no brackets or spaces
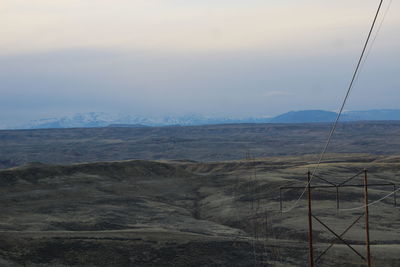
1,121,400,168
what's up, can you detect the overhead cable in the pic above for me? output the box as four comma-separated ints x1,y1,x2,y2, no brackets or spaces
340,186,400,211
282,0,385,213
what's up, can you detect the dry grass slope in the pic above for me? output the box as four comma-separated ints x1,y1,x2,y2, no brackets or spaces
0,154,399,266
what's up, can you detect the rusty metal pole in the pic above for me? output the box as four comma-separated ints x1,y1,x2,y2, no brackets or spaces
336,186,340,211
307,170,314,267
280,188,283,214
364,169,371,267
265,210,268,240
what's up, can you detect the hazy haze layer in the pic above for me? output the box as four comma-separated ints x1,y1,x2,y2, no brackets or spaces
1,0,399,125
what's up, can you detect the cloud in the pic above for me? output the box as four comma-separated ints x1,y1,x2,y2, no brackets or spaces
1,0,398,55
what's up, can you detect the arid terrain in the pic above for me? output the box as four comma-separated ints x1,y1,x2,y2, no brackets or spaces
0,122,399,266
0,151,399,266
1,121,400,169
2,0,398,265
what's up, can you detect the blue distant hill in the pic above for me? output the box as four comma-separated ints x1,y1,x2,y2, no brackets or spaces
270,109,400,123
344,109,400,121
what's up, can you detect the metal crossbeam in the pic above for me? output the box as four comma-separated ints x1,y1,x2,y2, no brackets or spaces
338,171,364,186
280,181,397,213
312,215,366,261
281,183,395,190
315,213,365,263
314,174,337,186
279,169,396,266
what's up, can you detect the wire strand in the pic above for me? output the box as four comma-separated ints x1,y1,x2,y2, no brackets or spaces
354,0,392,83
340,186,400,211
281,0,385,213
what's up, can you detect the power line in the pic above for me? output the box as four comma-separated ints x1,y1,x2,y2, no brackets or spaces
282,0,385,213
340,186,400,211
323,0,394,213
355,0,393,83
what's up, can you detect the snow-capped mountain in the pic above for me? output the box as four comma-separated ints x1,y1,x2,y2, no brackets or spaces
17,112,152,129
23,112,116,129
12,112,271,129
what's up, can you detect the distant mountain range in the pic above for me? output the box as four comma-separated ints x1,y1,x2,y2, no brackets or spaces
10,112,272,129
6,109,400,130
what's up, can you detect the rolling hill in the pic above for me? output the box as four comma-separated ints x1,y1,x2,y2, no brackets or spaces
0,155,399,266
269,110,339,123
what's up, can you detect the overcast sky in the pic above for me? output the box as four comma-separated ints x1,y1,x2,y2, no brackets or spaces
0,0,399,126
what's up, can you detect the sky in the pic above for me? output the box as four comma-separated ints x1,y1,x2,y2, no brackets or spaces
0,0,399,126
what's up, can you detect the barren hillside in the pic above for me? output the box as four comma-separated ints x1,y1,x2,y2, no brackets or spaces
0,154,399,266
